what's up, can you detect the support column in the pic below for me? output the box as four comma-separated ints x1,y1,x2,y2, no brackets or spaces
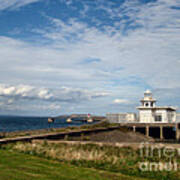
175,124,179,140
133,126,136,133
146,126,149,137
160,126,164,140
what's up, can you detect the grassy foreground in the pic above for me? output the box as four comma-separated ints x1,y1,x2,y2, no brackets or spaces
1,141,180,180
0,148,148,180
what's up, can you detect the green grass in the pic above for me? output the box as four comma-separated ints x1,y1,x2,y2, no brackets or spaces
2,141,180,180
0,149,148,180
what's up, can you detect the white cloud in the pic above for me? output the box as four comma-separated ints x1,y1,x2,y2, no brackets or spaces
0,83,110,115
113,99,131,104
0,0,40,11
60,0,73,6
0,84,109,103
48,103,61,110
38,89,53,100
32,0,180,89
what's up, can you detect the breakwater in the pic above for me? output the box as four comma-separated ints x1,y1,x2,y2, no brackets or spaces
0,126,120,144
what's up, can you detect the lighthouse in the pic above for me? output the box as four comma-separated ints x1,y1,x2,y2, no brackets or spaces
140,90,156,108
137,90,176,123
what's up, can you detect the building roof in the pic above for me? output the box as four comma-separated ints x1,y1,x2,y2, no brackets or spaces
137,106,176,111
140,99,156,102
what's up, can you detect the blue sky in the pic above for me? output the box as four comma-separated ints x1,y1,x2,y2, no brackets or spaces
0,0,180,116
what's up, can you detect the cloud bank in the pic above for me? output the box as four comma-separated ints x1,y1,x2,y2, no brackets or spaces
0,84,108,103
0,0,180,115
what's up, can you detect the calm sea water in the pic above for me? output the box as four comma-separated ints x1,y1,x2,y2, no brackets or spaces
0,116,89,132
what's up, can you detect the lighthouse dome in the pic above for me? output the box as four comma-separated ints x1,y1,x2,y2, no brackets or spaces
145,89,151,94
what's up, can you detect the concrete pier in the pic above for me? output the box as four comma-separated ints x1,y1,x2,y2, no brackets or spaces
120,123,180,140
0,126,121,144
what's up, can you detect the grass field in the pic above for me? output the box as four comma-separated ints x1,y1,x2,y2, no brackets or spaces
1,141,180,180
0,148,148,180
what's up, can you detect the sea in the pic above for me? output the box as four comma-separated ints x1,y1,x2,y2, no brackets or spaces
0,116,89,132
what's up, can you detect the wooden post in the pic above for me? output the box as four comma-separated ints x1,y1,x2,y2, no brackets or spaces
146,126,149,137
160,126,164,140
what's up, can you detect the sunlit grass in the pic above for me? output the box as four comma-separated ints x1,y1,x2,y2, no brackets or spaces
2,140,180,180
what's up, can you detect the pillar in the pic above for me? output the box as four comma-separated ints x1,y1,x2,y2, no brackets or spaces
160,126,164,140
175,124,179,140
133,126,136,132
146,126,149,137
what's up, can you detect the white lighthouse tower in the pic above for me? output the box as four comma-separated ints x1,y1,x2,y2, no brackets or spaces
140,90,156,108
137,90,176,123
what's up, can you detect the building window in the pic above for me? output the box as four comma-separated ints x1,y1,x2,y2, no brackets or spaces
155,115,162,122
151,102,154,107
145,103,149,107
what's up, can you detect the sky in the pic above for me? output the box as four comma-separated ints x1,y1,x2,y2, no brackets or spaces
0,0,180,116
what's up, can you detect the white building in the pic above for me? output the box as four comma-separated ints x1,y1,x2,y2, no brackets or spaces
176,113,180,123
106,90,178,124
106,113,137,123
137,90,176,123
